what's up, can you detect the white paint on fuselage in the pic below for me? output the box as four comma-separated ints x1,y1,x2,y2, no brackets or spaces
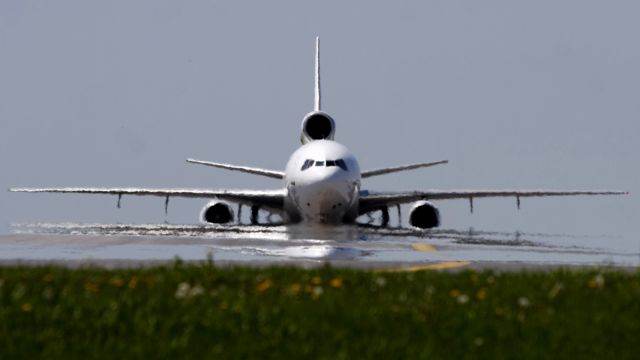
284,140,361,224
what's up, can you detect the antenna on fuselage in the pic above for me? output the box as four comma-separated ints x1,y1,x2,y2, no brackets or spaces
314,36,321,112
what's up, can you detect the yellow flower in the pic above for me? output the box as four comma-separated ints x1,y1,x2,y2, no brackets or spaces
329,278,343,288
84,282,99,293
110,277,125,287
449,289,461,298
21,303,33,312
128,276,139,289
257,279,272,292
311,276,322,285
289,283,301,294
476,288,488,300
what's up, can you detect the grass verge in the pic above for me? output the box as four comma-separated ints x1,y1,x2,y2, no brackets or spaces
1,262,639,359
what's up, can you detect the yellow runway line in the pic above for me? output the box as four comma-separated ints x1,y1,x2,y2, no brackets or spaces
412,244,436,252
382,261,471,272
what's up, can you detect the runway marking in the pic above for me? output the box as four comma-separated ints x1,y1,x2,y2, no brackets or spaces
412,244,436,252
382,261,471,272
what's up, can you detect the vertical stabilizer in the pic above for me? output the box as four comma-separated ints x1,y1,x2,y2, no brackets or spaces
314,36,321,112
301,36,335,144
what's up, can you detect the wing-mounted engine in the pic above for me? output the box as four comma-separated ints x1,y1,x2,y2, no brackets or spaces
409,201,441,229
300,111,335,144
200,200,234,224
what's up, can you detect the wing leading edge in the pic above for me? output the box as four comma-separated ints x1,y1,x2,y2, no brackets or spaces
361,160,448,178
186,159,285,179
359,189,628,213
10,187,286,210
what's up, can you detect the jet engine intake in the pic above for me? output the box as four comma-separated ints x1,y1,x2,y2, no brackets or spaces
300,111,335,144
409,201,440,229
200,201,234,224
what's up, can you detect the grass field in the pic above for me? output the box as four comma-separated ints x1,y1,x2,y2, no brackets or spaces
1,262,639,359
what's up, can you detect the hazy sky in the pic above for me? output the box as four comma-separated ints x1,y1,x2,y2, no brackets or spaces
1,1,637,250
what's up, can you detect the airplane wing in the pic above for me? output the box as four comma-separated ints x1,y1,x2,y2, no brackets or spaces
9,187,286,210
361,160,448,178
359,189,628,213
186,159,285,179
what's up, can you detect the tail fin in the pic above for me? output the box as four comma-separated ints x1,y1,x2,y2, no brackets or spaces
314,36,321,112
300,36,335,144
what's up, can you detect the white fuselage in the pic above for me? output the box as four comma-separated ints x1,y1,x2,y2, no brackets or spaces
284,140,361,224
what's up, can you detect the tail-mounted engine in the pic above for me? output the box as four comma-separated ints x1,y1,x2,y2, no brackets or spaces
300,111,335,144
200,200,234,224
409,201,441,229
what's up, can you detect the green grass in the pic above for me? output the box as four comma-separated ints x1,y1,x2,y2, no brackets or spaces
1,262,639,359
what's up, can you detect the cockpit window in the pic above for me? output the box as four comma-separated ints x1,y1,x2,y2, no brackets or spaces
336,159,348,171
300,159,314,171
301,159,349,171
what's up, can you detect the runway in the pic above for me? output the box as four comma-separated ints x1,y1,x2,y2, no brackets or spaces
1,223,637,270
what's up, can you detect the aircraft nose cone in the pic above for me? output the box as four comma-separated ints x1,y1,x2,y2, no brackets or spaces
310,167,345,184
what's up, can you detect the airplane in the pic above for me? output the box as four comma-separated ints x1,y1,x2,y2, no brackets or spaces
10,38,628,229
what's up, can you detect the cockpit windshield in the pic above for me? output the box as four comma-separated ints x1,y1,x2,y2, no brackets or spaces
300,159,348,171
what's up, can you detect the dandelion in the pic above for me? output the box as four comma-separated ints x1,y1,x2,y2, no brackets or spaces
305,285,323,299
21,303,32,312
588,274,605,289
190,285,204,297
289,283,301,294
518,297,530,308
110,277,125,287
375,277,387,287
84,282,99,293
329,277,343,288
128,276,139,289
257,279,272,292
449,289,461,298
457,294,469,304
311,276,322,285
175,282,205,299
476,288,488,300
175,282,191,299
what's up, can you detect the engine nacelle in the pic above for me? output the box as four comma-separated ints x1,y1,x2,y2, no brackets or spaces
409,201,440,229
300,111,335,144
200,201,234,224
